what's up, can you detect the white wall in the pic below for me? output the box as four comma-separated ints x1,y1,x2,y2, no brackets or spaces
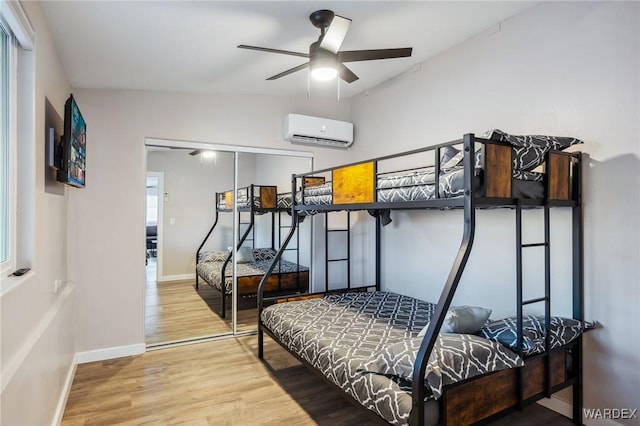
350,1,639,420
0,2,75,425
147,150,236,279
67,89,351,354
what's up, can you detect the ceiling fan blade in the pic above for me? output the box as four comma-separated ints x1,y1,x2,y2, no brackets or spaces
319,15,351,54
266,62,310,80
339,48,413,63
238,45,309,59
339,64,359,83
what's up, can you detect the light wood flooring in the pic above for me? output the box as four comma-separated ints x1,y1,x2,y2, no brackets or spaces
145,258,258,345
62,336,574,426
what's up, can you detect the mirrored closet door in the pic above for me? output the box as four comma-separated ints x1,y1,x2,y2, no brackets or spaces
145,139,313,346
145,146,236,345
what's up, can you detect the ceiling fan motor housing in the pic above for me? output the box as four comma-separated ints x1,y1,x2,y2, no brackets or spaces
309,41,336,61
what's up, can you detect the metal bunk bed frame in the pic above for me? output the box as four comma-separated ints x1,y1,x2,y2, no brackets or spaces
257,133,584,425
195,184,298,318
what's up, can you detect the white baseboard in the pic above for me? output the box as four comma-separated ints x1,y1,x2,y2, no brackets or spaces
537,396,624,426
537,395,573,418
76,343,146,364
52,354,77,426
157,273,195,283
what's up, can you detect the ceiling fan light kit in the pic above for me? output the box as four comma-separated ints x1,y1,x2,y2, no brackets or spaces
309,45,339,81
238,9,413,85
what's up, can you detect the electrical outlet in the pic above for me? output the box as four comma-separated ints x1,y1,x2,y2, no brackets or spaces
54,279,63,294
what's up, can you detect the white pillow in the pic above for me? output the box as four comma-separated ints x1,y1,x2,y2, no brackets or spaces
418,306,492,336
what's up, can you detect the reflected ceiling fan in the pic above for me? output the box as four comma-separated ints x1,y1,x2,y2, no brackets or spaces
238,9,413,83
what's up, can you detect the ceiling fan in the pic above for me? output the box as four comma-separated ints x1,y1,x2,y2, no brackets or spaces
238,9,413,83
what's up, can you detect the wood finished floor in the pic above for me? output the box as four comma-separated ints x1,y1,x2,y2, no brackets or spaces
62,335,574,426
145,258,258,345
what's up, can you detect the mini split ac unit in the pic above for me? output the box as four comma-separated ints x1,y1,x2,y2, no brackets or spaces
284,114,354,148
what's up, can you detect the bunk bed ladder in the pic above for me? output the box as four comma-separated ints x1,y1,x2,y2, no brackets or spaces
515,202,552,410
238,210,255,249
324,211,351,292
278,210,301,288
258,176,301,359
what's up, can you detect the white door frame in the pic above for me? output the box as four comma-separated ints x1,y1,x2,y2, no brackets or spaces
146,171,164,280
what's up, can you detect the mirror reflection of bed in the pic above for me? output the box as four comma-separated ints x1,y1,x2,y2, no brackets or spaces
144,146,312,346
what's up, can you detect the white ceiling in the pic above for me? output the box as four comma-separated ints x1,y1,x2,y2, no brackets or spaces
39,1,536,99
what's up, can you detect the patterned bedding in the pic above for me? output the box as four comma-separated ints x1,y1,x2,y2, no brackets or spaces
197,258,308,293
288,129,583,207
217,186,281,210
479,315,592,356
217,192,261,210
295,166,544,206
261,291,524,425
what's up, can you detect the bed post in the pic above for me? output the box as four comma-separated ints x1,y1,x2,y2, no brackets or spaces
218,209,256,318
572,153,584,425
195,205,220,290
375,215,381,291
258,174,300,359
410,134,477,426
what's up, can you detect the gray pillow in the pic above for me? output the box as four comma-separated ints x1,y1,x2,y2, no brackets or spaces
440,146,464,169
418,306,492,336
236,246,255,264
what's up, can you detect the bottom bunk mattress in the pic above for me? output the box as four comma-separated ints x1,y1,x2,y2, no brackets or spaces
262,291,591,425
261,291,528,425
197,249,308,294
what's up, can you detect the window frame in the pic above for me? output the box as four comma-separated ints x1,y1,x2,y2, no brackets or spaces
0,0,34,292
0,17,17,277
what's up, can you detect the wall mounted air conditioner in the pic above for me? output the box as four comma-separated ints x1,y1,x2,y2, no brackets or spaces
284,114,354,148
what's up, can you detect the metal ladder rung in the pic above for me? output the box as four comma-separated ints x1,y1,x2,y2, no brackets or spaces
327,229,348,233
328,258,348,262
521,242,548,248
522,296,548,305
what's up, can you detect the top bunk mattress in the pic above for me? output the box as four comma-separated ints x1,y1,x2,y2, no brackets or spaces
298,167,544,207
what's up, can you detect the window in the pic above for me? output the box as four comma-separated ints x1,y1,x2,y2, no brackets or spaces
0,20,14,273
0,1,34,285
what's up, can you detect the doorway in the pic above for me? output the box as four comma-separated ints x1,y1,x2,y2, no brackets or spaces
145,173,162,278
